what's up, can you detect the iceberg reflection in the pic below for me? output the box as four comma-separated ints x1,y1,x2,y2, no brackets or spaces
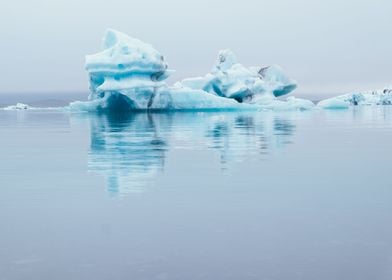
205,115,296,165
89,113,170,194
87,112,297,195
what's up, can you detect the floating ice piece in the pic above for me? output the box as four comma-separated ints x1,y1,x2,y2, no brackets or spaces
3,103,32,110
72,29,310,112
275,96,315,111
176,49,297,102
317,98,350,109
2,103,62,111
249,95,315,111
318,86,392,109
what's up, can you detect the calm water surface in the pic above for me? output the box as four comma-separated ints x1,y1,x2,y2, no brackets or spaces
0,107,392,280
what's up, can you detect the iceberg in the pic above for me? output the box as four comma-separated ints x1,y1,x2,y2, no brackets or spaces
69,29,313,112
3,103,32,110
317,98,350,109
175,49,297,102
82,28,171,110
2,103,61,111
318,86,392,109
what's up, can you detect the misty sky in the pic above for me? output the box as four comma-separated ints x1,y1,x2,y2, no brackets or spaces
0,0,391,98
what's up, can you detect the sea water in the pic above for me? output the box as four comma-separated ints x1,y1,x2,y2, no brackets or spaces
0,107,391,280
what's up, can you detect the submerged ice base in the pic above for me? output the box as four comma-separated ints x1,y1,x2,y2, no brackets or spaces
69,29,314,112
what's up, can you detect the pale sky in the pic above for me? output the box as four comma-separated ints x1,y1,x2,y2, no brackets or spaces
0,0,391,98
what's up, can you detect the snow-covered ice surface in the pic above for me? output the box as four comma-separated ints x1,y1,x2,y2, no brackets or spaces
69,29,313,112
318,86,392,109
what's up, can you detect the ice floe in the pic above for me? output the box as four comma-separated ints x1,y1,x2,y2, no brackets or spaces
317,87,392,109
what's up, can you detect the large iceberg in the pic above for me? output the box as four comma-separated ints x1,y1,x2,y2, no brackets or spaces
318,86,392,109
69,29,313,112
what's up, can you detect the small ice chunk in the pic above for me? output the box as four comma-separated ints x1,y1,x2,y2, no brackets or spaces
252,95,315,111
318,86,392,108
285,96,315,110
317,98,350,109
3,103,32,110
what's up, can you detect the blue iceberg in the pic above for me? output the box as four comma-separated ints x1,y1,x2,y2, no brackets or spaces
318,86,392,109
69,29,313,112
175,49,297,102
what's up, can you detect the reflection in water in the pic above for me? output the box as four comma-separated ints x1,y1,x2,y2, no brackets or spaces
88,112,296,195
206,115,296,165
89,113,170,194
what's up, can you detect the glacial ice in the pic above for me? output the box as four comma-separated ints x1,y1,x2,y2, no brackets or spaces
69,29,313,112
3,103,32,110
175,49,297,102
318,87,392,109
317,98,350,109
1,103,62,111
263,96,316,111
